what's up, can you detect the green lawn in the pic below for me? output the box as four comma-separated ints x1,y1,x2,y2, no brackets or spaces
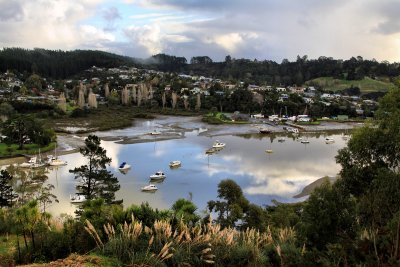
0,142,56,158
306,76,395,93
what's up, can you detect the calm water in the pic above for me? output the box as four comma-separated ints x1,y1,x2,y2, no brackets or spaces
40,127,347,216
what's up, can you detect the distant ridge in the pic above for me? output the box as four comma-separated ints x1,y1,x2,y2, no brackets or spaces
0,48,398,89
0,47,137,79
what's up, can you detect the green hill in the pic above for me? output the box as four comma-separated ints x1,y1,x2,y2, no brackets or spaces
306,76,395,93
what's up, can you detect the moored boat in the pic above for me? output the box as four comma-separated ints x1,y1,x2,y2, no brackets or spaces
325,137,335,144
141,184,158,192
118,162,131,171
149,171,166,180
212,141,226,148
169,160,181,168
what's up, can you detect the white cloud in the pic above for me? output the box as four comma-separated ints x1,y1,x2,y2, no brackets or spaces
124,24,163,54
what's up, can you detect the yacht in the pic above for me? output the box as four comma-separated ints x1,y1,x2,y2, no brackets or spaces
118,162,131,171
149,171,166,180
20,157,38,168
169,161,181,168
48,148,67,166
325,137,335,144
212,141,226,148
20,156,46,168
149,130,161,135
141,184,158,192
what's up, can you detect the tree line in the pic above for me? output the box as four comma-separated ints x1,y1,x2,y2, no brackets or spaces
1,48,399,86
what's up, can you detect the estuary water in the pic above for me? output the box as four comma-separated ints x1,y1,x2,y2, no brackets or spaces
2,116,352,216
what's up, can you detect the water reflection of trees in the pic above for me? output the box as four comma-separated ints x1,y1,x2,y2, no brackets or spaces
6,165,58,212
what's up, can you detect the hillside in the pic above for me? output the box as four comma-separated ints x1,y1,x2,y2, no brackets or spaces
306,76,395,93
0,48,137,79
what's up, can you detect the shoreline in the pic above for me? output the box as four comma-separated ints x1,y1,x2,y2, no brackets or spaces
1,115,361,163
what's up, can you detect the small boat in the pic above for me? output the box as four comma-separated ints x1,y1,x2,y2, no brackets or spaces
48,148,67,166
20,157,37,168
141,184,158,192
70,194,86,203
118,162,131,171
205,147,221,154
20,156,46,168
325,137,335,144
301,139,310,144
259,128,271,134
149,130,161,135
169,160,181,168
265,149,273,153
149,171,166,180
278,137,286,142
212,141,226,148
49,158,67,166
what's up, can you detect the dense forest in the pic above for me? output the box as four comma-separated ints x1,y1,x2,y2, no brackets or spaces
1,48,400,86
0,48,137,79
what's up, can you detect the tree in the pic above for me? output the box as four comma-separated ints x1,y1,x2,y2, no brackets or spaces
1,114,54,149
332,87,400,264
207,179,249,228
0,170,17,208
171,198,200,224
1,114,34,149
69,135,120,204
300,182,357,250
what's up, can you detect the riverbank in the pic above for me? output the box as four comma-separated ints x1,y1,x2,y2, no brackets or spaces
53,115,362,153
1,114,361,163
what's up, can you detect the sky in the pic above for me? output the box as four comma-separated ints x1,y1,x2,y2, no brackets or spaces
0,0,399,62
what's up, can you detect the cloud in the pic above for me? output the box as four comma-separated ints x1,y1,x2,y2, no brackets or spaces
102,6,121,22
102,6,121,31
0,0,399,62
0,1,24,22
371,1,400,35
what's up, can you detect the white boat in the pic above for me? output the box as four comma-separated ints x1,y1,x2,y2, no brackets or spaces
278,137,286,142
301,139,310,144
49,158,67,166
212,141,226,148
149,171,166,180
141,184,158,192
149,130,161,135
20,157,37,168
48,148,67,166
169,160,181,168
70,194,86,203
265,149,273,153
118,162,131,171
325,137,335,144
20,156,46,168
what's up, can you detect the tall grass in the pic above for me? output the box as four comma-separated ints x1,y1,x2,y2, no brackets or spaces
85,215,300,266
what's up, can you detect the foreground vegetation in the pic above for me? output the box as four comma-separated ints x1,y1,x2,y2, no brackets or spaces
1,87,400,265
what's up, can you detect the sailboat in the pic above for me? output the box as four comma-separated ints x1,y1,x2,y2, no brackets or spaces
48,147,67,166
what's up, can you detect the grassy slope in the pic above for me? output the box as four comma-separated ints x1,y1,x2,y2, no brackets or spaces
0,142,56,158
306,76,395,93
